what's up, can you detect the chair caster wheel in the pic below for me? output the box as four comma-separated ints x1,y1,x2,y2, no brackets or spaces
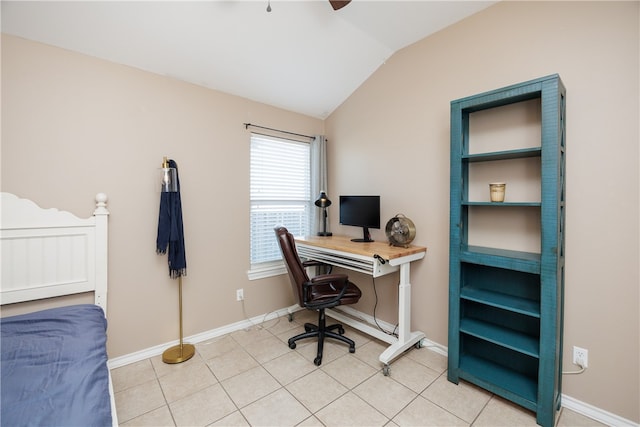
288,313,294,322
314,357,322,366
382,365,390,376
415,340,423,349
338,326,345,335
289,342,296,349
349,346,355,354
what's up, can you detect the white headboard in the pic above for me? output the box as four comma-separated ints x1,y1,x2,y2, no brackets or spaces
0,193,109,313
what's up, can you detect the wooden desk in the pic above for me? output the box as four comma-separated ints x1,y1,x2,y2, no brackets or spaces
295,235,427,374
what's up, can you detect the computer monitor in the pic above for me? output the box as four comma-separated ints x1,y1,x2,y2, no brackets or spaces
339,195,380,242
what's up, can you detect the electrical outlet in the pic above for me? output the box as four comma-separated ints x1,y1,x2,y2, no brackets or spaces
573,346,588,368
236,288,244,301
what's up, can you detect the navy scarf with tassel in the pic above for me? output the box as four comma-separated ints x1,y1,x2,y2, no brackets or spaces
156,159,187,278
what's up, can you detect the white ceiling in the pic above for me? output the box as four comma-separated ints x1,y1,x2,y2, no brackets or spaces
1,0,496,119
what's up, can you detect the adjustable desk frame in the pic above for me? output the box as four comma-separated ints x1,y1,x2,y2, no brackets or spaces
295,235,427,374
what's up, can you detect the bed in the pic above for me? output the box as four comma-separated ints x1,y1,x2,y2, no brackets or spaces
0,192,116,426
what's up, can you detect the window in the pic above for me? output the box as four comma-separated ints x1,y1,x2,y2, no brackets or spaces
249,133,311,279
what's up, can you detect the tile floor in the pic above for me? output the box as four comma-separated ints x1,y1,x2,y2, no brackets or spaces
112,311,605,426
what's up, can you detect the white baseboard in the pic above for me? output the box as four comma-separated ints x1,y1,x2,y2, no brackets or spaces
331,305,448,357
108,306,637,426
561,394,638,427
107,306,297,369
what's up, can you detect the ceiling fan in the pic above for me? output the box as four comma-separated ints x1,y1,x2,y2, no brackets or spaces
329,1,351,11
267,0,351,13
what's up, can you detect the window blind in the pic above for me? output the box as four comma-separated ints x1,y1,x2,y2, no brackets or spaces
250,134,311,267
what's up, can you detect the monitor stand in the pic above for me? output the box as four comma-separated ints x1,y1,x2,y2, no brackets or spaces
351,227,374,243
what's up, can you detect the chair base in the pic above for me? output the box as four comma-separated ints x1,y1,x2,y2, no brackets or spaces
288,309,356,366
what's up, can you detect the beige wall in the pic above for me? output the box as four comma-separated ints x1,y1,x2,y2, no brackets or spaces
1,0,638,423
1,33,324,357
325,1,639,422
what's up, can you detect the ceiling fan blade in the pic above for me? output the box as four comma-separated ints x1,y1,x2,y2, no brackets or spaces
329,1,351,11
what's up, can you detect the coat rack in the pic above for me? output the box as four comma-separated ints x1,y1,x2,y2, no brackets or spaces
158,156,195,364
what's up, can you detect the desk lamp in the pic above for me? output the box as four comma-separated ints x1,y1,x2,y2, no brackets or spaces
315,191,333,236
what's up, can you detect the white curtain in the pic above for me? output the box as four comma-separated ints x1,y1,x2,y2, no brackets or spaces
310,135,329,234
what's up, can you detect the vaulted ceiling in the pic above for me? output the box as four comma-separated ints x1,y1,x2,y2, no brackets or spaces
1,1,496,118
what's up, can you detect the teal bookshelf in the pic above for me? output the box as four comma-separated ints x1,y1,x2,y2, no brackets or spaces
448,75,566,427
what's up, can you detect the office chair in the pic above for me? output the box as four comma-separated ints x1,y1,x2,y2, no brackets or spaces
274,226,362,366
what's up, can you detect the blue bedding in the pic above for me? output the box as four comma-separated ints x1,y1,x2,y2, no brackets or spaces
1,304,112,427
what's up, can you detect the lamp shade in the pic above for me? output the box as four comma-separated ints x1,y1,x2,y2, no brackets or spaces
314,191,332,208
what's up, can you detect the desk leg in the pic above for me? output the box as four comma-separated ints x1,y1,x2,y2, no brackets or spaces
379,262,425,372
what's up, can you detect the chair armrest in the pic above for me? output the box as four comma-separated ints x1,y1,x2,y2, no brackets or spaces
309,273,348,284
302,259,325,268
302,259,333,274
303,273,350,309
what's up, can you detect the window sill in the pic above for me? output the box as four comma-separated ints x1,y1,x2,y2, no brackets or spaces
247,261,286,280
